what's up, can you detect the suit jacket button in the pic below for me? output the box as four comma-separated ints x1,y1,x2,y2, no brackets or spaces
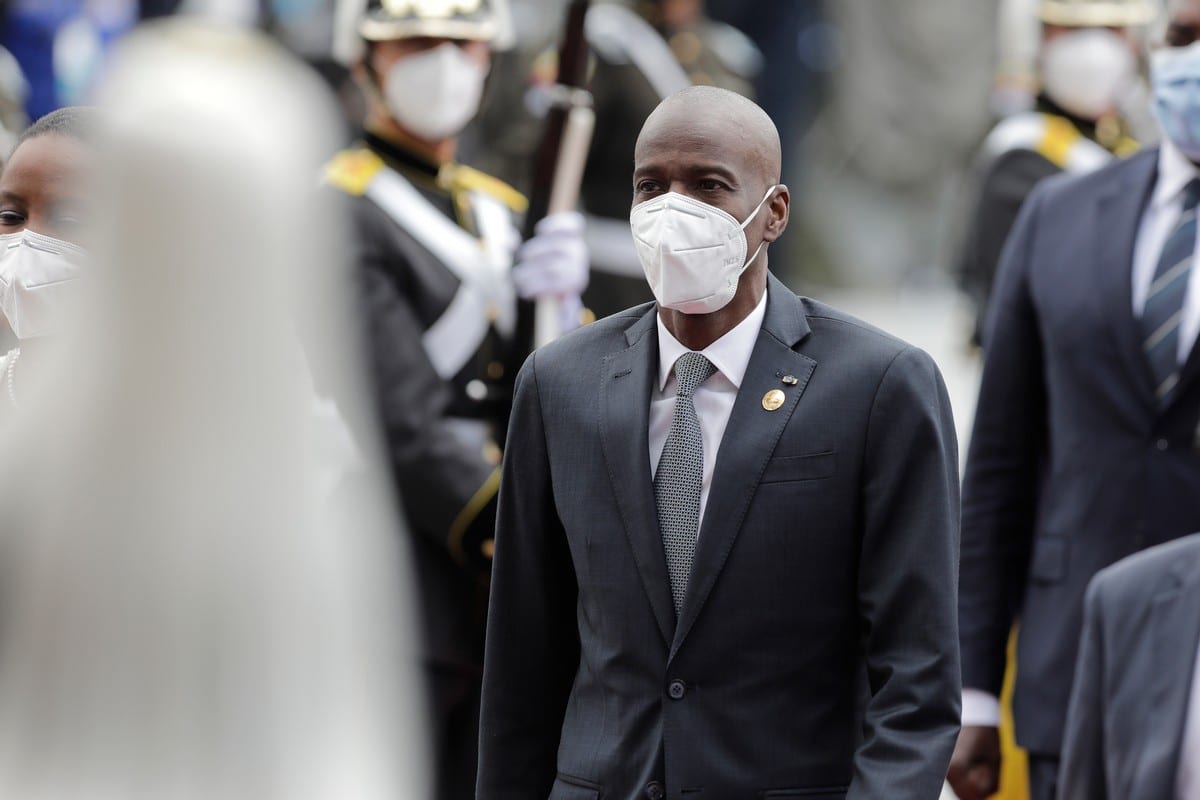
667,679,686,700
644,781,665,799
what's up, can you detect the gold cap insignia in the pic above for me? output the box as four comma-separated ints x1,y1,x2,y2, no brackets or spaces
361,0,496,42
381,0,482,18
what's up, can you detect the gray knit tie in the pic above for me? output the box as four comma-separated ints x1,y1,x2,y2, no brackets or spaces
654,351,716,615
1142,178,1200,408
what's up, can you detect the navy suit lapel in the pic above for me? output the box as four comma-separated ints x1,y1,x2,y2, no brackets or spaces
1173,313,1200,412
1145,552,1200,798
670,275,815,660
1096,150,1159,414
600,305,676,646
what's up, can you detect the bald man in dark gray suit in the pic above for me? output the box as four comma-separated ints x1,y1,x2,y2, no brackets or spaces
477,87,961,800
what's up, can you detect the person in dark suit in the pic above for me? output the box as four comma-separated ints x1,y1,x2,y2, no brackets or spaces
949,3,1200,798
477,85,961,800
1057,533,1200,799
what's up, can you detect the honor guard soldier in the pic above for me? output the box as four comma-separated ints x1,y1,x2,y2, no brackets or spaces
959,0,1152,346
325,1,588,796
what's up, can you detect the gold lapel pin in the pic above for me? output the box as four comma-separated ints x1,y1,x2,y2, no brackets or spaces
762,389,786,411
781,375,798,385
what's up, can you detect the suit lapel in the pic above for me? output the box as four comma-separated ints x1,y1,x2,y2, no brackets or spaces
1096,150,1159,414
1173,314,1200,411
670,275,815,659
600,306,676,646
1147,552,1200,798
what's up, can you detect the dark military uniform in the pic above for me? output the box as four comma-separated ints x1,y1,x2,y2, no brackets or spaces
960,96,1138,346
326,130,525,800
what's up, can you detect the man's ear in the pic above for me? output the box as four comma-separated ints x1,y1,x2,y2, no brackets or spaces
762,185,789,243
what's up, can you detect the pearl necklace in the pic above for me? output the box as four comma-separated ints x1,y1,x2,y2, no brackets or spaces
5,348,19,408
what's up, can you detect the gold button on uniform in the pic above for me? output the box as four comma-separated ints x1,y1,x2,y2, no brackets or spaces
762,389,786,411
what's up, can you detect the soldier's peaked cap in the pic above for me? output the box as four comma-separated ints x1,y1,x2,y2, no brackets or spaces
1038,0,1156,26
359,0,497,43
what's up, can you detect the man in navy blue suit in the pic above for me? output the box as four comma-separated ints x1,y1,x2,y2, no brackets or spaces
949,2,1200,798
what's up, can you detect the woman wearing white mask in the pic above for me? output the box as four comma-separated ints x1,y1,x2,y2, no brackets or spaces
0,107,93,411
958,0,1153,348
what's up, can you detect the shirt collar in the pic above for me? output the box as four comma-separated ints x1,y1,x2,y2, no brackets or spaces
656,288,769,392
1153,139,1200,211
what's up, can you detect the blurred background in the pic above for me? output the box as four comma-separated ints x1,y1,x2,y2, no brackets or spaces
0,1,1172,797
0,0,1146,289
0,0,1166,359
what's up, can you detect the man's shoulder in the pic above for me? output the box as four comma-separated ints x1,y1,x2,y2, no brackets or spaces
1030,146,1157,210
324,147,386,197
798,296,923,364
1090,532,1200,611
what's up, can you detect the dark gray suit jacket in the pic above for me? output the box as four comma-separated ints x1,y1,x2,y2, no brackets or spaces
1058,533,1200,799
960,149,1200,756
478,275,961,800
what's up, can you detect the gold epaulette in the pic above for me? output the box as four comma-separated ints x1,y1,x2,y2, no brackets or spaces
1035,114,1082,170
1111,135,1140,158
440,163,529,214
324,148,385,196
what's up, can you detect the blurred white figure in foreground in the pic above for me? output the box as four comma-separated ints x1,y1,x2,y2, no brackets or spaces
0,20,428,799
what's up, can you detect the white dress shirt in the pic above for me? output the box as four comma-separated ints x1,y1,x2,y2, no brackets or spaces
1179,640,1200,800
649,291,768,527
962,141,1200,729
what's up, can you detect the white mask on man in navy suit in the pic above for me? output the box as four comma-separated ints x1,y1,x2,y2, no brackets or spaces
1152,40,1200,161
630,185,776,315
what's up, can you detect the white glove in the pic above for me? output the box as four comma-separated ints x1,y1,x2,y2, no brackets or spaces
512,211,589,315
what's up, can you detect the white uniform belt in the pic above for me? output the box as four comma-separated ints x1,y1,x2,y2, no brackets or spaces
364,167,515,380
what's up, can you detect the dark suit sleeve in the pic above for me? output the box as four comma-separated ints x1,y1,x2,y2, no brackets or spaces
477,352,580,799
1057,576,1109,800
959,185,1049,696
850,346,962,799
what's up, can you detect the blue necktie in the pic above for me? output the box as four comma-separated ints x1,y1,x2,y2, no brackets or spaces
1142,179,1200,408
654,351,716,615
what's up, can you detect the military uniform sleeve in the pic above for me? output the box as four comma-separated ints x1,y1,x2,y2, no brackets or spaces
347,191,499,576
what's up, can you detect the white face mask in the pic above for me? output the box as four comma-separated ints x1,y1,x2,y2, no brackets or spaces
0,229,87,339
382,42,488,141
1040,28,1135,121
631,186,776,315
1152,41,1200,161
